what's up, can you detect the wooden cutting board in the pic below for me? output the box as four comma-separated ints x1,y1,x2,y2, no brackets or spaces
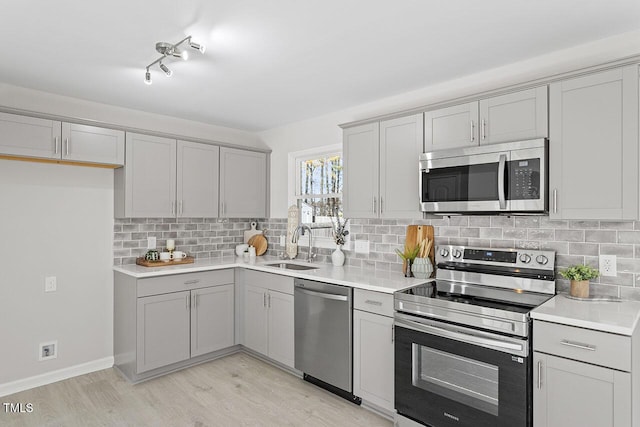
403,225,435,275
248,234,268,256
244,221,265,243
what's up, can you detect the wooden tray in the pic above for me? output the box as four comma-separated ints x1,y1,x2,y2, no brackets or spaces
136,256,195,267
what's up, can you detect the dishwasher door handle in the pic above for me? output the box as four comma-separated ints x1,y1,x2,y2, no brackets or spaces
296,287,348,301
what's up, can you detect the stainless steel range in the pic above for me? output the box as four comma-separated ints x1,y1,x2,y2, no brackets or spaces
394,245,556,427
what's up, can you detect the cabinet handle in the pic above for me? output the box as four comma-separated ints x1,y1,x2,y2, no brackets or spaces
553,189,558,214
184,279,200,285
221,201,225,216
186,295,190,310
391,325,394,343
380,197,383,214
263,292,267,308
268,293,271,308
560,339,596,351
470,120,475,142
192,294,197,309
373,197,377,214
179,200,183,216
537,360,542,389
54,136,59,155
65,138,69,156
365,299,383,306
481,119,486,140
171,201,175,216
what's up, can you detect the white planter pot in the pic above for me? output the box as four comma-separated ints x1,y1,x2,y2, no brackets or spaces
412,257,433,279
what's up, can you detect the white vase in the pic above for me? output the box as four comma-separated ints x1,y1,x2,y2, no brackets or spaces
332,244,345,266
412,257,433,279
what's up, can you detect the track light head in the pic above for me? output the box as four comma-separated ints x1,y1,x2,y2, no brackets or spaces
144,69,152,85
189,41,206,54
159,62,172,77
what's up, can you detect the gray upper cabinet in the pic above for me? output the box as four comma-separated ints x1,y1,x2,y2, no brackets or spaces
219,147,267,218
479,86,548,145
425,102,479,151
115,134,222,218
424,86,548,151
115,133,177,218
549,65,638,220
61,123,124,165
0,112,124,166
177,141,219,218
344,115,423,219
343,122,380,219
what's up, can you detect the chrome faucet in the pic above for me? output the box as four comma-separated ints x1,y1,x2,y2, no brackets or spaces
292,224,316,262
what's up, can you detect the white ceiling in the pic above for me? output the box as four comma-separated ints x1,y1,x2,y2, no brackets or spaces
1,1,639,131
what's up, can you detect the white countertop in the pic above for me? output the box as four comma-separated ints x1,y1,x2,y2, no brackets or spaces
113,256,431,294
531,294,640,336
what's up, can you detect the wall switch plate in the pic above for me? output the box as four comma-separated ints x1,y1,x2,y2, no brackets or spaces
355,240,370,254
599,254,617,277
280,235,285,246
147,237,157,250
39,341,57,361
45,276,57,292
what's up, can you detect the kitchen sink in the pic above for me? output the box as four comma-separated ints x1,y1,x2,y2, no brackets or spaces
264,262,319,271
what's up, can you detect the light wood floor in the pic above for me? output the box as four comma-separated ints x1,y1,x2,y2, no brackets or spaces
1,353,393,427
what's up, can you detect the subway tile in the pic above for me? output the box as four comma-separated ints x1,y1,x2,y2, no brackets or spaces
449,238,469,246
460,228,480,238
491,217,514,228
598,272,634,287
585,230,616,243
503,228,527,240
618,231,640,244
516,241,540,249
490,240,515,249
131,232,147,240
556,254,585,268
449,216,469,227
554,229,584,242
568,243,599,256
369,218,383,225
390,226,406,235
439,227,460,237
467,239,491,247
528,229,555,241
468,216,491,227
599,244,633,257
569,221,599,229
122,224,140,232
375,225,390,235
515,217,540,229
479,228,502,239
600,221,633,230
618,258,640,274
382,234,398,244
540,218,568,229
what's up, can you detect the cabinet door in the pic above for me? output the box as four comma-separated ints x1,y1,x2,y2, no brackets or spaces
479,86,548,145
191,284,234,357
549,66,638,220
0,112,61,160
136,291,190,373
343,122,380,218
379,114,423,219
177,141,219,217
267,290,294,368
122,133,177,218
424,102,479,151
243,284,268,355
353,310,394,412
219,148,267,218
533,352,631,427
61,123,125,165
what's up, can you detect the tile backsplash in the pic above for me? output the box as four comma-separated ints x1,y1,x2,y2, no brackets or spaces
114,215,640,300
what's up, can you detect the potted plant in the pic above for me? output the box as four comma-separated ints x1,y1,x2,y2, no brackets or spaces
330,215,349,266
396,244,421,277
560,264,600,298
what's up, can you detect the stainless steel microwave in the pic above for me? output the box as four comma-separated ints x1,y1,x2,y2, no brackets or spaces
419,139,548,214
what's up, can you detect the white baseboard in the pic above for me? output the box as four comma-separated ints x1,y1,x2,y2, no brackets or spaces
0,356,114,397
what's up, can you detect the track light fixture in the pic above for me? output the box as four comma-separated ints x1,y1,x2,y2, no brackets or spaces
144,35,205,85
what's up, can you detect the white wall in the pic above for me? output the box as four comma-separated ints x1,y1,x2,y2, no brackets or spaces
260,30,640,218
0,83,265,150
0,160,114,387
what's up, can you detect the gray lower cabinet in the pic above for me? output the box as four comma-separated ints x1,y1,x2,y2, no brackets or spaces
0,111,124,166
549,65,638,220
353,289,394,413
114,269,235,381
533,320,635,427
242,270,294,368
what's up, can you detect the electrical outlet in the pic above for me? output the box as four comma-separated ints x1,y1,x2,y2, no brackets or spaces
39,341,57,361
599,254,617,277
355,240,370,254
147,236,157,249
45,276,57,292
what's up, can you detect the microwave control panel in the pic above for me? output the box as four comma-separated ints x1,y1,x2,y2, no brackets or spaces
509,158,540,199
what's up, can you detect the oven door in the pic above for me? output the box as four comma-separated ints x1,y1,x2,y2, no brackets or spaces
395,314,531,427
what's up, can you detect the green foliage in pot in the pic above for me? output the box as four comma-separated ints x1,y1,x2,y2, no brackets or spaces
559,264,600,281
395,244,421,262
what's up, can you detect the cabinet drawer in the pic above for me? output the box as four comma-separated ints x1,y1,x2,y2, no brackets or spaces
137,269,234,297
354,289,394,317
244,269,294,295
533,320,631,371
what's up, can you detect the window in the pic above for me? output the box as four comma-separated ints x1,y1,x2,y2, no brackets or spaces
288,144,346,248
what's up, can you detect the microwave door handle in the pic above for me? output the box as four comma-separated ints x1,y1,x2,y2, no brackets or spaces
420,167,427,203
498,154,507,209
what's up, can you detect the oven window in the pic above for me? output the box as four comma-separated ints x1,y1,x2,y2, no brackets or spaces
422,162,499,202
412,344,499,416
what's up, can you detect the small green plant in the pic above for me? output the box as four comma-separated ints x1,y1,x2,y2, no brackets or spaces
395,244,421,262
559,264,600,281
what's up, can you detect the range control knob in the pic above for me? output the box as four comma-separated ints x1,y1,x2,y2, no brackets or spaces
439,248,449,257
452,249,463,259
536,255,549,265
519,254,531,264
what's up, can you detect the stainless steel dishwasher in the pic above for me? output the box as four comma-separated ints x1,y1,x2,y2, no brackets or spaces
294,278,360,404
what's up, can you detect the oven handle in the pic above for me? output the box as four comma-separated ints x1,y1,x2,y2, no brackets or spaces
498,153,507,210
395,316,526,356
